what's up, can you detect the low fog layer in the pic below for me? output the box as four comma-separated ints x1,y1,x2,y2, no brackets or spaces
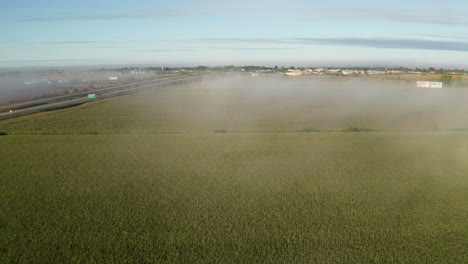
0,70,124,104
132,75,468,131
3,75,468,133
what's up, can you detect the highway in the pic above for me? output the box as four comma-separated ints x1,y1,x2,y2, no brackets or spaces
0,75,202,119
0,76,193,111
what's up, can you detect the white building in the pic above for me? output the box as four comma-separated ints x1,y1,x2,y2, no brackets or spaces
417,81,443,88
342,70,359,75
367,70,386,75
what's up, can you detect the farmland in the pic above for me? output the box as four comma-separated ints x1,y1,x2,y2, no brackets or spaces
1,77,468,263
2,76,468,134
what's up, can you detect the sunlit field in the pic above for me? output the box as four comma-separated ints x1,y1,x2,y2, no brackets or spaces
1,77,467,263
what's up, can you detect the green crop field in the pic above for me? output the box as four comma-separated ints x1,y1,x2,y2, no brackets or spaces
1,77,467,263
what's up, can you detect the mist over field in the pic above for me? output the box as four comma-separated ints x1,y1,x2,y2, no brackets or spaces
3,75,468,133
126,75,468,132
0,76,41,103
0,70,124,104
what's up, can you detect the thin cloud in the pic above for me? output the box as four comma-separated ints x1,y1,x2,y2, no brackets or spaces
419,33,468,41
307,6,468,25
371,8,468,25
136,49,195,52
95,46,121,49
19,10,190,22
43,41,100,44
16,3,468,26
0,59,96,64
196,37,468,52
294,37,468,52
263,3,468,25
199,38,290,44
218,47,295,50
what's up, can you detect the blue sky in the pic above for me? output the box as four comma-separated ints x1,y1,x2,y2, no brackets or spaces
2,0,468,68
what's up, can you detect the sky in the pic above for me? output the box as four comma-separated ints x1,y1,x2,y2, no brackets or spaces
2,0,468,68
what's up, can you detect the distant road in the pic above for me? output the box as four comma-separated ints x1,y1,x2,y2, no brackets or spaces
0,76,190,111
0,97,89,118
0,75,202,119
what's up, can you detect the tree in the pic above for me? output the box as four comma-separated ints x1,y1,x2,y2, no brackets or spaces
439,74,452,86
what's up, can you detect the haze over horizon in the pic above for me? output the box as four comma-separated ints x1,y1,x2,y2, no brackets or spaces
2,0,468,69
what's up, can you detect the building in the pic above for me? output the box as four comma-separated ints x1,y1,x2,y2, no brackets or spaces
342,70,359,75
367,70,386,75
417,81,443,88
285,70,302,76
